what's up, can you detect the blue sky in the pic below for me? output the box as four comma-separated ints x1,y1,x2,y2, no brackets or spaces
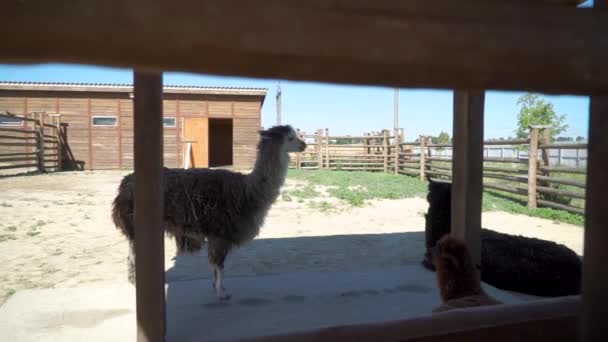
0,0,594,140
0,63,589,139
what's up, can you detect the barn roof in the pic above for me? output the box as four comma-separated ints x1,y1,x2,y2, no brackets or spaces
0,81,268,97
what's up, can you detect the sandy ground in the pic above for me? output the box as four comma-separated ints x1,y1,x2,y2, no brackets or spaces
0,170,584,306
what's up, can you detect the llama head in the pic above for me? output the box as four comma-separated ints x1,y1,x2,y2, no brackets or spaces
258,125,307,153
433,234,475,274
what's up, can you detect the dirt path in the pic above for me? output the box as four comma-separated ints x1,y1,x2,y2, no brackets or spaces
0,171,583,305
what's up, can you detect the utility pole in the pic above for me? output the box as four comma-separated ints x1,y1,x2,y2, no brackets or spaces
394,88,399,131
276,81,282,125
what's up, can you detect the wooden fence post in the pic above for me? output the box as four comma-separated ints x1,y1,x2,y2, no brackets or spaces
325,128,329,168
36,112,45,173
317,129,323,169
419,135,426,180
394,128,399,174
383,130,388,172
528,126,539,208
49,113,63,171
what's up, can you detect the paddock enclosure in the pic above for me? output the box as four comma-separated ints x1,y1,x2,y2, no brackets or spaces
1,0,607,342
0,82,266,171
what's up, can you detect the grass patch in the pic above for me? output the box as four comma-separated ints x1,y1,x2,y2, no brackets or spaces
287,170,428,206
483,190,584,226
5,226,17,232
306,200,334,212
287,169,583,225
26,231,41,237
284,186,320,199
0,202,13,208
4,288,16,298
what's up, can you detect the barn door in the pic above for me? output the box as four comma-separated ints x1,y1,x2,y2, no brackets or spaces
183,117,209,168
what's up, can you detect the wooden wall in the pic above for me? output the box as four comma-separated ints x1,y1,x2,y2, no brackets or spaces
0,90,263,170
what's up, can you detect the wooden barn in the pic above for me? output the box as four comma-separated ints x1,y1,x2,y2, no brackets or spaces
0,82,266,171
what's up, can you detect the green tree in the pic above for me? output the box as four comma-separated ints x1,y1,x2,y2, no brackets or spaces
515,93,568,142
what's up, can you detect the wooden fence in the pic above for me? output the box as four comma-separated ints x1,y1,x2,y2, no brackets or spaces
290,127,586,215
0,111,63,174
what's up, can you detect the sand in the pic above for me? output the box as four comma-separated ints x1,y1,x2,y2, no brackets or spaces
0,170,584,305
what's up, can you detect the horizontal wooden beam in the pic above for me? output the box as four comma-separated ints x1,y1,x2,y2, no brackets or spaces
1,1,607,94
242,296,580,342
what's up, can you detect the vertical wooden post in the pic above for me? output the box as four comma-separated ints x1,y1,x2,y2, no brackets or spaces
36,112,45,173
419,135,426,180
49,114,62,171
133,71,165,342
382,130,388,172
581,2,608,337
394,129,399,175
451,90,485,268
528,126,539,208
540,127,551,167
325,128,329,169
582,94,608,342
317,129,323,169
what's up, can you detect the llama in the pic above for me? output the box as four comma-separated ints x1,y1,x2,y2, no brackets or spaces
422,180,582,297
432,234,502,313
112,125,306,300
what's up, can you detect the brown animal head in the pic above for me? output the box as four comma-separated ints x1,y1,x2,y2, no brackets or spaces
433,234,482,302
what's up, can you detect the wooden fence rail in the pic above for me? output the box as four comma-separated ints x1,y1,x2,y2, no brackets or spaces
290,126,587,215
0,111,63,173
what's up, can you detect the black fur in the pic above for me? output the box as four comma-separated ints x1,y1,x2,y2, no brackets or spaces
423,180,582,297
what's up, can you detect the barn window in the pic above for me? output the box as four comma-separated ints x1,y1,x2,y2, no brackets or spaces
92,116,118,127
0,115,24,126
163,117,176,127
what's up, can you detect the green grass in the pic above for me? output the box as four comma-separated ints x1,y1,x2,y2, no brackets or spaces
287,170,428,206
286,169,584,225
483,190,584,226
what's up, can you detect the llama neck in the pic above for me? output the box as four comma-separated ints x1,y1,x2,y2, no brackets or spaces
247,142,289,202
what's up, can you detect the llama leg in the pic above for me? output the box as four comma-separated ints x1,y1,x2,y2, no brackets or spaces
127,240,136,285
208,236,231,300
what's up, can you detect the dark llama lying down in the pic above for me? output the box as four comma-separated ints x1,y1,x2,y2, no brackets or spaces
422,180,582,297
112,125,307,300
432,234,502,313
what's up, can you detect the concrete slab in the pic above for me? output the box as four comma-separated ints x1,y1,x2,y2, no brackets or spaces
0,265,538,342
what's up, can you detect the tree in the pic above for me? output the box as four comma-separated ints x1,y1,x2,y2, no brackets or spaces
515,93,568,142
431,131,451,151
576,136,585,142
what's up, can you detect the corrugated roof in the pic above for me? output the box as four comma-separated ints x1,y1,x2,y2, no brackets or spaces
0,81,268,96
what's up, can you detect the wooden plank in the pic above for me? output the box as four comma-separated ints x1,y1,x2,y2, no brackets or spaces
537,200,584,215
0,156,38,163
537,185,585,200
419,135,426,180
451,90,484,267
528,127,539,208
0,163,38,170
536,175,586,188
484,182,528,196
133,71,165,342
0,151,38,157
0,127,37,134
581,19,608,335
540,166,587,174
2,1,608,95
242,296,580,342
540,143,587,149
0,112,38,123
